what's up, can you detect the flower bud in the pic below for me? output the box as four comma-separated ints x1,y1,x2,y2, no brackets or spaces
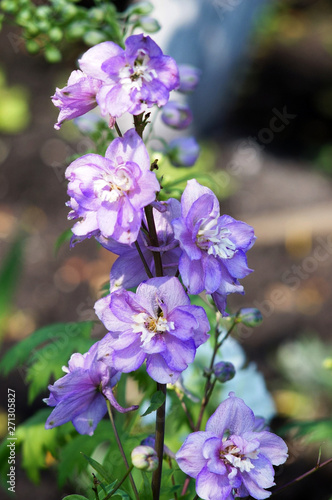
213,361,236,383
125,1,154,16
161,101,193,130
131,445,158,472
167,137,200,167
178,64,201,93
138,16,161,33
238,308,263,327
83,30,107,47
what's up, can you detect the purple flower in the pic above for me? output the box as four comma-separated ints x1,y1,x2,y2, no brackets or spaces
167,137,200,167
172,180,256,314
176,392,288,500
161,101,193,130
44,342,138,436
97,198,181,291
95,276,210,384
79,34,179,119
178,64,201,93
52,70,102,130
66,128,160,245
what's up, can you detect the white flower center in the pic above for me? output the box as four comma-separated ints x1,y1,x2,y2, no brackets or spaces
196,217,236,259
93,168,132,204
132,311,175,347
119,52,158,92
221,443,259,473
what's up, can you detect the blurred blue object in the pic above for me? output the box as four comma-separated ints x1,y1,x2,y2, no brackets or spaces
151,0,268,135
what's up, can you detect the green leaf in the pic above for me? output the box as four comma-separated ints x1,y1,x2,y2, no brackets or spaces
58,421,114,487
54,228,72,255
62,496,90,500
0,321,94,375
26,329,95,403
139,471,153,500
141,391,166,417
81,453,113,483
280,419,332,443
16,409,58,483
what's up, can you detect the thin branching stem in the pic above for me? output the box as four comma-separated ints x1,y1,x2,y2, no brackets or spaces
106,400,140,500
104,466,135,500
271,457,332,496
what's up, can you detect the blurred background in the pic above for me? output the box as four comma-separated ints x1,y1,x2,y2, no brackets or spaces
0,0,332,498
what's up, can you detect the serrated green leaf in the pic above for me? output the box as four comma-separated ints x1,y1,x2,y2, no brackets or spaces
14,408,58,483
26,330,95,403
54,227,72,255
58,420,113,487
0,321,94,375
141,391,166,417
81,453,113,483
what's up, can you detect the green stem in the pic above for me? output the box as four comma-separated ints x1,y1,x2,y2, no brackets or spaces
182,315,239,497
151,382,167,500
104,466,135,500
106,400,140,500
135,240,153,279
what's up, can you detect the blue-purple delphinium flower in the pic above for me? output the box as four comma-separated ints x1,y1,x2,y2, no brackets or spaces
176,392,288,500
177,64,201,93
44,342,138,436
172,180,256,314
161,101,193,130
95,276,210,384
79,33,179,119
52,70,102,130
66,128,160,245
97,198,181,291
167,137,200,167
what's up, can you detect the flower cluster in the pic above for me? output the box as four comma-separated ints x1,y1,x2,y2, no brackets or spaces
52,33,179,129
176,393,288,500
43,27,288,500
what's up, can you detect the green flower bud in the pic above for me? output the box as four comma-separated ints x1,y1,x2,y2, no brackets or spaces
61,4,78,22
66,21,88,40
44,45,62,63
139,16,161,33
131,445,158,472
1,0,18,14
37,20,51,33
213,361,236,383
25,23,39,37
83,30,107,47
49,27,63,43
36,5,51,19
26,39,40,54
238,308,263,327
124,1,154,17
16,9,32,26
88,7,105,23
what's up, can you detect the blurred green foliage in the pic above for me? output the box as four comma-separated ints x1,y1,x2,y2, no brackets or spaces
0,67,30,133
0,234,25,339
0,0,160,63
